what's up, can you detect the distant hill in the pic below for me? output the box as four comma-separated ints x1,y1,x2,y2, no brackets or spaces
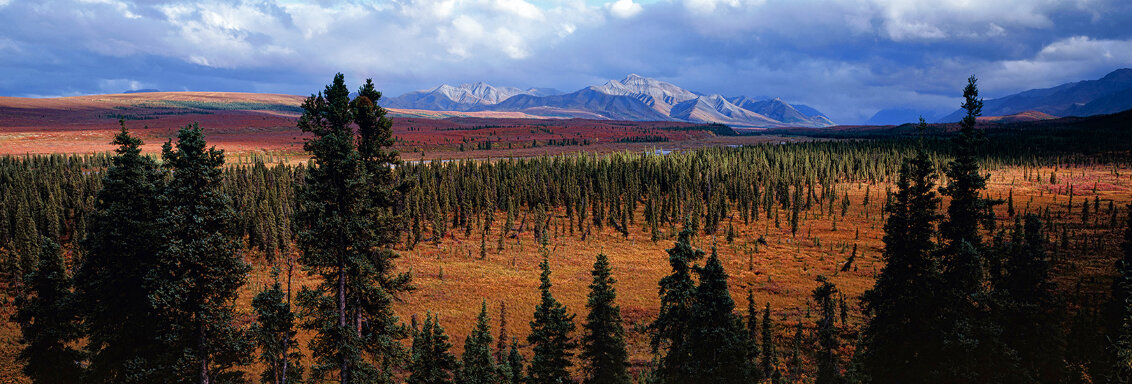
123,89,161,93
938,68,1132,122
391,74,835,128
866,108,943,125
978,110,1058,124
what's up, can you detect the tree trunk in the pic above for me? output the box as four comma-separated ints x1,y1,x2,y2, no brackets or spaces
199,325,210,384
283,257,292,384
356,307,363,337
338,255,349,384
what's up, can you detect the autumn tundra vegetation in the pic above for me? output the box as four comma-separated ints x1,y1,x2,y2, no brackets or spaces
1,74,1132,384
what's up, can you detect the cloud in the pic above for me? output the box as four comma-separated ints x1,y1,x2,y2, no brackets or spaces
0,0,1131,124
97,78,146,93
606,0,642,18
984,36,1132,93
1036,35,1132,61
493,0,543,20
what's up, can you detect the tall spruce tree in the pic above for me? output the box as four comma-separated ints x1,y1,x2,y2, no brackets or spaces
75,122,167,383
13,238,82,384
497,302,509,364
251,277,304,384
505,338,525,384
527,256,577,384
684,248,751,383
939,75,993,273
148,124,252,383
788,323,806,382
761,302,779,381
408,312,457,384
998,215,1063,383
813,276,842,384
935,76,1015,382
294,74,412,383
11,202,38,276
650,225,704,383
580,253,629,384
459,300,501,384
745,290,763,382
858,151,944,383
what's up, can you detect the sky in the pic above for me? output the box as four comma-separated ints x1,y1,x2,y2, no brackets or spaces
1,0,1131,123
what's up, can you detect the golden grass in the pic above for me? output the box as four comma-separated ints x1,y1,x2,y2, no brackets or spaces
2,163,1130,382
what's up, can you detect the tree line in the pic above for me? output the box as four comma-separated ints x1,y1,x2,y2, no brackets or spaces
3,74,1132,383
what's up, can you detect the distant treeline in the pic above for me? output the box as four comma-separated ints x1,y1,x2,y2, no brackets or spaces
759,109,1132,161
615,135,669,143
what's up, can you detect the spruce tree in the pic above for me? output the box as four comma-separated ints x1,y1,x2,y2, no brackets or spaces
497,301,509,364
813,276,842,384
650,225,704,383
782,322,802,382
685,248,751,383
527,256,577,384
148,124,252,383
294,74,412,383
939,75,993,256
74,122,167,383
11,201,38,276
505,339,525,384
251,277,304,384
760,302,778,380
13,238,82,384
998,215,1063,383
581,253,629,384
936,76,1014,382
858,151,945,383
459,300,501,384
408,313,457,384
745,290,763,382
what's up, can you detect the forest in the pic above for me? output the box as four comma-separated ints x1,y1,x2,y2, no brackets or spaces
1,74,1131,383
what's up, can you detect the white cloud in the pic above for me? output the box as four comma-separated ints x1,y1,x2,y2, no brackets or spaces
495,27,529,59
982,36,1132,94
988,23,1006,37
884,20,947,41
0,37,20,53
493,0,544,20
558,23,577,37
606,0,642,18
682,0,741,14
78,0,140,18
97,78,145,93
1035,36,1132,62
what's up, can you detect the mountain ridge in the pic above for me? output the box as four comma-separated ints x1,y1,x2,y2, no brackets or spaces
388,74,835,128
938,68,1132,122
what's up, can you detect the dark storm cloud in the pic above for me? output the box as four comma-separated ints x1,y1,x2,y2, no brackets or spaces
1,0,1130,123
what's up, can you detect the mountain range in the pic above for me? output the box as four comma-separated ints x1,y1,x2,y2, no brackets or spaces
386,74,834,128
938,68,1132,122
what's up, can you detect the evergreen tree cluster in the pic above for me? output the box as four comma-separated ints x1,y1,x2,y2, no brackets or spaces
854,76,1125,383
9,122,256,383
